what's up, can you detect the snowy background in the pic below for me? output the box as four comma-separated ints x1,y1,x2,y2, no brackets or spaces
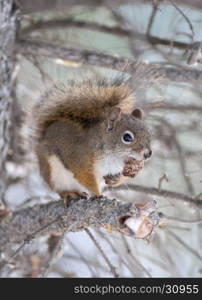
3,1,202,277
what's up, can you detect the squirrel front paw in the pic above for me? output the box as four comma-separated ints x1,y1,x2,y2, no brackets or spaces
59,191,88,207
104,173,124,187
104,158,145,187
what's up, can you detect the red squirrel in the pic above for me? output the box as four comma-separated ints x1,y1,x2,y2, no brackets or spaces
25,76,152,201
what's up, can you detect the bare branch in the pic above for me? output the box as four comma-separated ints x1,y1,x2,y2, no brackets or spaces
168,0,195,40
109,185,202,208
0,197,159,253
156,117,195,195
18,0,202,15
148,103,202,112
146,1,159,36
21,19,189,50
96,229,137,276
121,235,152,277
167,230,202,261
66,237,97,277
160,213,202,224
158,174,169,192
85,228,119,278
41,233,65,277
17,39,202,82
140,0,202,10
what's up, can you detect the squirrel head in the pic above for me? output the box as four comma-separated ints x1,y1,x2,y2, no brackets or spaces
101,107,152,161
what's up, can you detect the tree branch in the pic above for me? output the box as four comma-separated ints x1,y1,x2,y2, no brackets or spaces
0,1,19,205
21,19,188,50
148,103,202,112
18,0,202,15
0,197,159,252
17,39,202,82
141,0,202,10
110,184,202,208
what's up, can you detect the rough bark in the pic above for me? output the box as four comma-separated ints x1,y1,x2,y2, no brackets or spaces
0,197,159,252
0,1,19,205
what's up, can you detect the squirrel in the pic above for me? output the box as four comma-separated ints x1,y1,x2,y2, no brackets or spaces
26,73,153,202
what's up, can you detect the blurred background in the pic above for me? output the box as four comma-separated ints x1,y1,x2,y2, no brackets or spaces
3,0,202,277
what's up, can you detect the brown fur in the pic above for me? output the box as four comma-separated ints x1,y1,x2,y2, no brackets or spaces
25,75,153,198
29,79,133,150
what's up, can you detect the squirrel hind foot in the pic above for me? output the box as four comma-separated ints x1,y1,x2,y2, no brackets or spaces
59,190,88,207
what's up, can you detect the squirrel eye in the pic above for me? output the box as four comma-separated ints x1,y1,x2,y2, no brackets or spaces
122,131,135,144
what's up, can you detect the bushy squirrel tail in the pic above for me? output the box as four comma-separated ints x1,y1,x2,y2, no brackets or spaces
22,76,133,151
21,62,162,153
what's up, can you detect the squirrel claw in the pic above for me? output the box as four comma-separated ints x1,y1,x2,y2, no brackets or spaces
59,191,88,207
104,173,121,186
104,173,127,187
90,194,104,201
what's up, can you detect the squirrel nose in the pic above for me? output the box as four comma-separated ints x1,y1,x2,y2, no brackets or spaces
143,149,152,160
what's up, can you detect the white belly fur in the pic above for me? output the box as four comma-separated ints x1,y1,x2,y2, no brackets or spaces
49,154,126,195
96,153,125,191
48,155,89,193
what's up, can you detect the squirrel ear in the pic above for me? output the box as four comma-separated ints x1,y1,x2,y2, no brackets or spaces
107,107,121,132
132,108,143,120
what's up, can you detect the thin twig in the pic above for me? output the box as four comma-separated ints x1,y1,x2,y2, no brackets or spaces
0,213,64,274
158,173,169,192
156,117,195,195
167,230,202,261
169,0,195,40
21,18,189,50
41,233,65,278
66,237,97,277
107,185,202,208
85,228,119,278
121,235,152,278
146,3,159,36
96,229,137,277
160,212,202,224
17,39,202,82
27,56,55,86
149,103,202,112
